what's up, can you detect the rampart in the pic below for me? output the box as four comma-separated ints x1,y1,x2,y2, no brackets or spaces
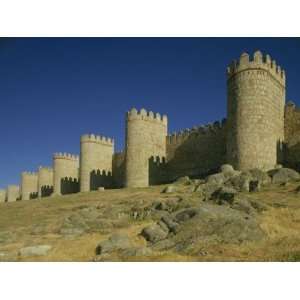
112,151,125,188
80,134,114,191
166,120,227,179
284,101,300,170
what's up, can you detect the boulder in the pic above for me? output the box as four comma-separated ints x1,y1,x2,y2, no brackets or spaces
141,224,169,243
19,245,52,257
206,172,226,185
95,233,132,255
174,176,191,185
210,186,237,204
174,208,198,223
227,173,250,192
220,164,234,173
162,185,176,194
248,169,271,186
269,168,300,184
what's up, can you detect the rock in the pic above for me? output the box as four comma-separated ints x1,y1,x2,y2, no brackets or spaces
200,182,223,199
249,180,261,192
95,233,132,255
141,224,169,243
231,198,256,215
19,245,52,257
220,164,234,173
274,164,283,169
174,208,198,223
170,203,265,252
269,168,300,184
228,173,250,192
210,186,237,204
162,186,176,193
175,176,190,185
206,172,225,185
248,169,271,186
160,214,180,233
98,187,105,191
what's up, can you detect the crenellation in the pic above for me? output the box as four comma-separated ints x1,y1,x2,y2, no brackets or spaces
127,107,168,125
227,50,285,86
80,133,114,146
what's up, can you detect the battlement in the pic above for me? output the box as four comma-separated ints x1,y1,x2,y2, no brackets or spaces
80,134,114,145
227,50,285,86
22,171,38,177
53,152,79,161
38,166,53,172
167,119,226,145
126,108,168,125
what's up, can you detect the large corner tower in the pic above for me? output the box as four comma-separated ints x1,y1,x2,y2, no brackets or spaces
125,108,168,188
226,50,286,170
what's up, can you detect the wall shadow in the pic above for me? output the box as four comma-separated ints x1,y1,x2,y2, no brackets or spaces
90,170,113,190
29,192,38,199
61,177,80,195
41,185,54,197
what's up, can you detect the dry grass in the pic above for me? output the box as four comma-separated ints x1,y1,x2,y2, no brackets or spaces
0,182,300,262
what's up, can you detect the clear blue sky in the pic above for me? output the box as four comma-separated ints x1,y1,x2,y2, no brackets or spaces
0,38,299,188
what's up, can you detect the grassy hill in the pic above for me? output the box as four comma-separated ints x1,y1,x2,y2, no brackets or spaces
1,180,300,262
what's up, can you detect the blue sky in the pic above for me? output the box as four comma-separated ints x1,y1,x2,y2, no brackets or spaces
0,37,299,188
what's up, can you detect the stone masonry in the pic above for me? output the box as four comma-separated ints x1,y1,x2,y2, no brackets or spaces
1,50,300,201
21,172,38,200
7,185,20,202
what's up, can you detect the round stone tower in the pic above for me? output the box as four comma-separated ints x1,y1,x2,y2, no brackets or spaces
53,153,79,195
125,108,168,188
21,172,38,200
38,166,54,197
80,134,114,192
226,50,286,171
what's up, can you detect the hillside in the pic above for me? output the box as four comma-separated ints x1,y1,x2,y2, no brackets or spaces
1,168,300,262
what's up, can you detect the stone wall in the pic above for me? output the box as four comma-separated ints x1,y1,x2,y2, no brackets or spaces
0,189,6,202
112,151,125,188
166,121,227,180
125,108,168,187
226,51,286,171
38,166,54,197
21,172,38,200
284,101,300,170
7,185,20,202
53,153,79,195
80,134,114,191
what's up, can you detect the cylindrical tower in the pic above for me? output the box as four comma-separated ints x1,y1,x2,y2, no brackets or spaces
125,108,168,188
53,153,79,195
21,172,38,200
38,166,54,197
226,50,286,171
80,134,114,192
7,185,20,202
0,189,6,202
